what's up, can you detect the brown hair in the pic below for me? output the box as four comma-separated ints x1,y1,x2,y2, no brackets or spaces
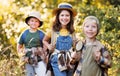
52,9,75,34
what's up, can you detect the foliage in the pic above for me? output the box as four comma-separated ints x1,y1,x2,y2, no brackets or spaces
0,0,119,76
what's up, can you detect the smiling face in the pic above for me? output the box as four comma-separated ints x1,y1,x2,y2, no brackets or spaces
83,20,98,39
28,17,40,30
59,10,70,28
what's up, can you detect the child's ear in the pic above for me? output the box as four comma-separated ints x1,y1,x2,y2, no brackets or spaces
27,21,30,25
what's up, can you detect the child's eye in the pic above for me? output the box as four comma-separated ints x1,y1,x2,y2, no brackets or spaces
85,25,89,28
61,14,64,16
92,25,97,28
31,20,34,22
35,20,39,22
66,14,70,17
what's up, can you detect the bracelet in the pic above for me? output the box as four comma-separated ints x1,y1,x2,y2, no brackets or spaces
100,57,104,64
76,69,81,73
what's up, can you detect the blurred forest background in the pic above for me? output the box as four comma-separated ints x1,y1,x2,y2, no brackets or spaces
0,0,120,76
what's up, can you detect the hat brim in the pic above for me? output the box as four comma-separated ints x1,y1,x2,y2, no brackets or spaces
25,16,43,27
52,8,77,17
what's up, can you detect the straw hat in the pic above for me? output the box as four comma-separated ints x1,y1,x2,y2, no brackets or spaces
25,11,43,27
53,3,77,17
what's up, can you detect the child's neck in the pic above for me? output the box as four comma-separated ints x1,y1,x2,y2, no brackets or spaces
85,38,96,45
29,29,37,33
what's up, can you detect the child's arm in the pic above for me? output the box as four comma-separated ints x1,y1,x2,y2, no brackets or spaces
94,47,112,68
17,44,24,53
43,35,55,53
99,48,112,68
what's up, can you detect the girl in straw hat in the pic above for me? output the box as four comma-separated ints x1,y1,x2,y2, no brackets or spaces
17,11,46,76
43,2,78,76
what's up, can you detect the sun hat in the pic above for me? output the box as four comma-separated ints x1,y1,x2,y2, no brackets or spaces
82,16,100,33
52,3,77,17
25,11,43,27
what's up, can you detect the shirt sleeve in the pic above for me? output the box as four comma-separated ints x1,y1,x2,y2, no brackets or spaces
18,30,28,45
18,32,24,45
39,30,45,40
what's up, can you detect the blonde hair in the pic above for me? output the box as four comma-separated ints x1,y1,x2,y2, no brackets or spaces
82,16,100,34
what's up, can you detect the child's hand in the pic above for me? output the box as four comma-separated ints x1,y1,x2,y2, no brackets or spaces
18,49,25,57
70,52,77,65
48,44,55,52
70,51,81,65
103,51,109,58
93,50,101,61
24,57,29,63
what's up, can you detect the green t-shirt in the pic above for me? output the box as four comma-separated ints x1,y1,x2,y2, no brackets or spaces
19,29,44,48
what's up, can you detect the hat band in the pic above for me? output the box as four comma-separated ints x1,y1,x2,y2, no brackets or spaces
59,5,72,9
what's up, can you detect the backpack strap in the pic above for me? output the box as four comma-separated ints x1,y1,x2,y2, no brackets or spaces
51,31,58,47
71,33,78,49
